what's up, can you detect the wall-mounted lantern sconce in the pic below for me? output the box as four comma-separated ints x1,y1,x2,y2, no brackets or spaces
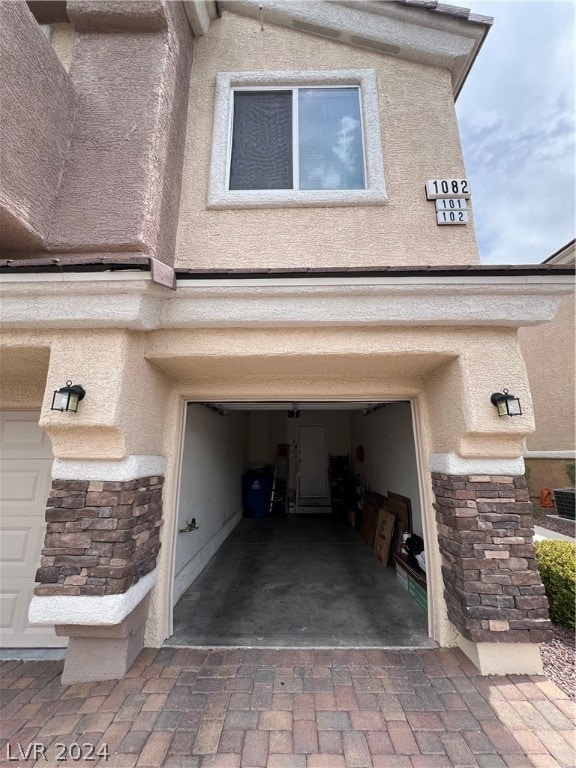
490,389,522,417
51,380,86,413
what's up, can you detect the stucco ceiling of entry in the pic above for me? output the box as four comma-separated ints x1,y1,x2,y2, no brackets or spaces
0,347,50,383
147,352,451,380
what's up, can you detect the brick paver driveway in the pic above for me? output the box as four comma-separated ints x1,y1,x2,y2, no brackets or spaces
1,647,574,768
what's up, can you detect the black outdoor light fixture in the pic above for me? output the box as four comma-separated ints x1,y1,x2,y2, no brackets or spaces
490,389,522,417
51,380,86,413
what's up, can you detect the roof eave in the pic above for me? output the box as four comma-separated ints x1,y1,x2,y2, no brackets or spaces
221,0,493,97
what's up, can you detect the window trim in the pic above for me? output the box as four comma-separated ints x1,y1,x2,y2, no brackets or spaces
226,85,367,194
208,69,388,209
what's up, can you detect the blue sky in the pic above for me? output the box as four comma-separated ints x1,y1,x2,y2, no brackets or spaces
456,0,575,264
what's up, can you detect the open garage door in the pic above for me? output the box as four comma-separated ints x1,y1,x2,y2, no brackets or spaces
169,401,432,648
0,411,66,648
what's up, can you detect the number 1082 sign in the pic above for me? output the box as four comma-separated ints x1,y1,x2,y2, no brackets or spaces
425,179,470,199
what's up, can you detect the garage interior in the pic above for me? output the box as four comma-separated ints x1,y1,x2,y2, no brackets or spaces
168,401,433,648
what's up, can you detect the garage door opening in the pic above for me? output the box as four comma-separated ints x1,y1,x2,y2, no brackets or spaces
168,401,433,648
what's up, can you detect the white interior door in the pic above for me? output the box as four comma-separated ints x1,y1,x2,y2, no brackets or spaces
0,411,66,648
298,425,327,497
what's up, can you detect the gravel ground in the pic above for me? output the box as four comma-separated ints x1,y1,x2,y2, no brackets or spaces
539,514,576,538
533,506,576,538
540,623,576,700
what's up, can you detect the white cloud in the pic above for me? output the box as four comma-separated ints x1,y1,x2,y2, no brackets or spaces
331,115,360,169
457,1,575,263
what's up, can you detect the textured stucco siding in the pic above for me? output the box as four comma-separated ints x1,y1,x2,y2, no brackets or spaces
175,11,480,270
0,329,170,460
519,293,575,452
0,3,75,251
46,2,193,268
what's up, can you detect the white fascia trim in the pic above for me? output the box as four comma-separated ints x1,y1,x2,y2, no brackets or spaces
0,274,572,330
208,69,387,210
0,278,165,331
52,455,167,482
162,286,563,329
175,275,574,288
524,450,576,460
429,453,525,476
29,570,157,627
183,1,217,35
0,272,152,283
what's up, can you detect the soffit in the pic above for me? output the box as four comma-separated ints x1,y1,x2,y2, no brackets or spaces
221,0,493,96
0,347,50,382
146,351,451,380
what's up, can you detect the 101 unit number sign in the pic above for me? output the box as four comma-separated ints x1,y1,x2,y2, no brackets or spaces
425,179,470,200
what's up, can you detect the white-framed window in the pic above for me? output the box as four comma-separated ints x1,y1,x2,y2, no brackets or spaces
208,69,387,209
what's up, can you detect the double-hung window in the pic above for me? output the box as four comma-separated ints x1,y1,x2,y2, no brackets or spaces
208,70,387,208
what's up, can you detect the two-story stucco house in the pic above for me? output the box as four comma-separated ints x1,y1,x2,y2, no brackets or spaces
1,0,573,685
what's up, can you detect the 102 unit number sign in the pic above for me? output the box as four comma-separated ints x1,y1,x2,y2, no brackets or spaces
436,209,469,225
425,179,470,200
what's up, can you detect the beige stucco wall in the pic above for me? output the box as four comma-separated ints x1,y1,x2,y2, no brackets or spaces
0,330,171,459
525,458,574,501
175,11,480,270
519,293,575,452
51,23,75,73
145,325,534,457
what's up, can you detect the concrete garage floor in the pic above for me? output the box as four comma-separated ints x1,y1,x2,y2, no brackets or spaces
168,516,434,648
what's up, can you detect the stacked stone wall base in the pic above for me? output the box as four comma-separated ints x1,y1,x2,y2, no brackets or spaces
32,474,164,684
432,472,553,645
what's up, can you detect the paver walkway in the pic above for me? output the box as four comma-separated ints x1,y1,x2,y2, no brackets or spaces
1,647,574,768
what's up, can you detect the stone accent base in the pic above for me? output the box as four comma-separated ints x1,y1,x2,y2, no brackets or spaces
432,472,553,644
56,596,150,685
35,475,163,596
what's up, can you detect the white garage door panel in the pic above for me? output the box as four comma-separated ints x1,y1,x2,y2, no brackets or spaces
0,581,61,646
1,517,45,575
0,592,18,629
0,411,66,648
1,525,32,563
1,411,54,459
1,463,51,508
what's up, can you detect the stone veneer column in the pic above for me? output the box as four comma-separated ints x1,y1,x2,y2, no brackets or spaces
29,464,166,684
432,471,553,657
35,476,164,596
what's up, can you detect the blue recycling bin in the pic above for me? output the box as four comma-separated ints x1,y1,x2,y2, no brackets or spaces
242,471,272,519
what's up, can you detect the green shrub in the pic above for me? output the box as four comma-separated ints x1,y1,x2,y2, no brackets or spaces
565,460,575,487
534,540,576,629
